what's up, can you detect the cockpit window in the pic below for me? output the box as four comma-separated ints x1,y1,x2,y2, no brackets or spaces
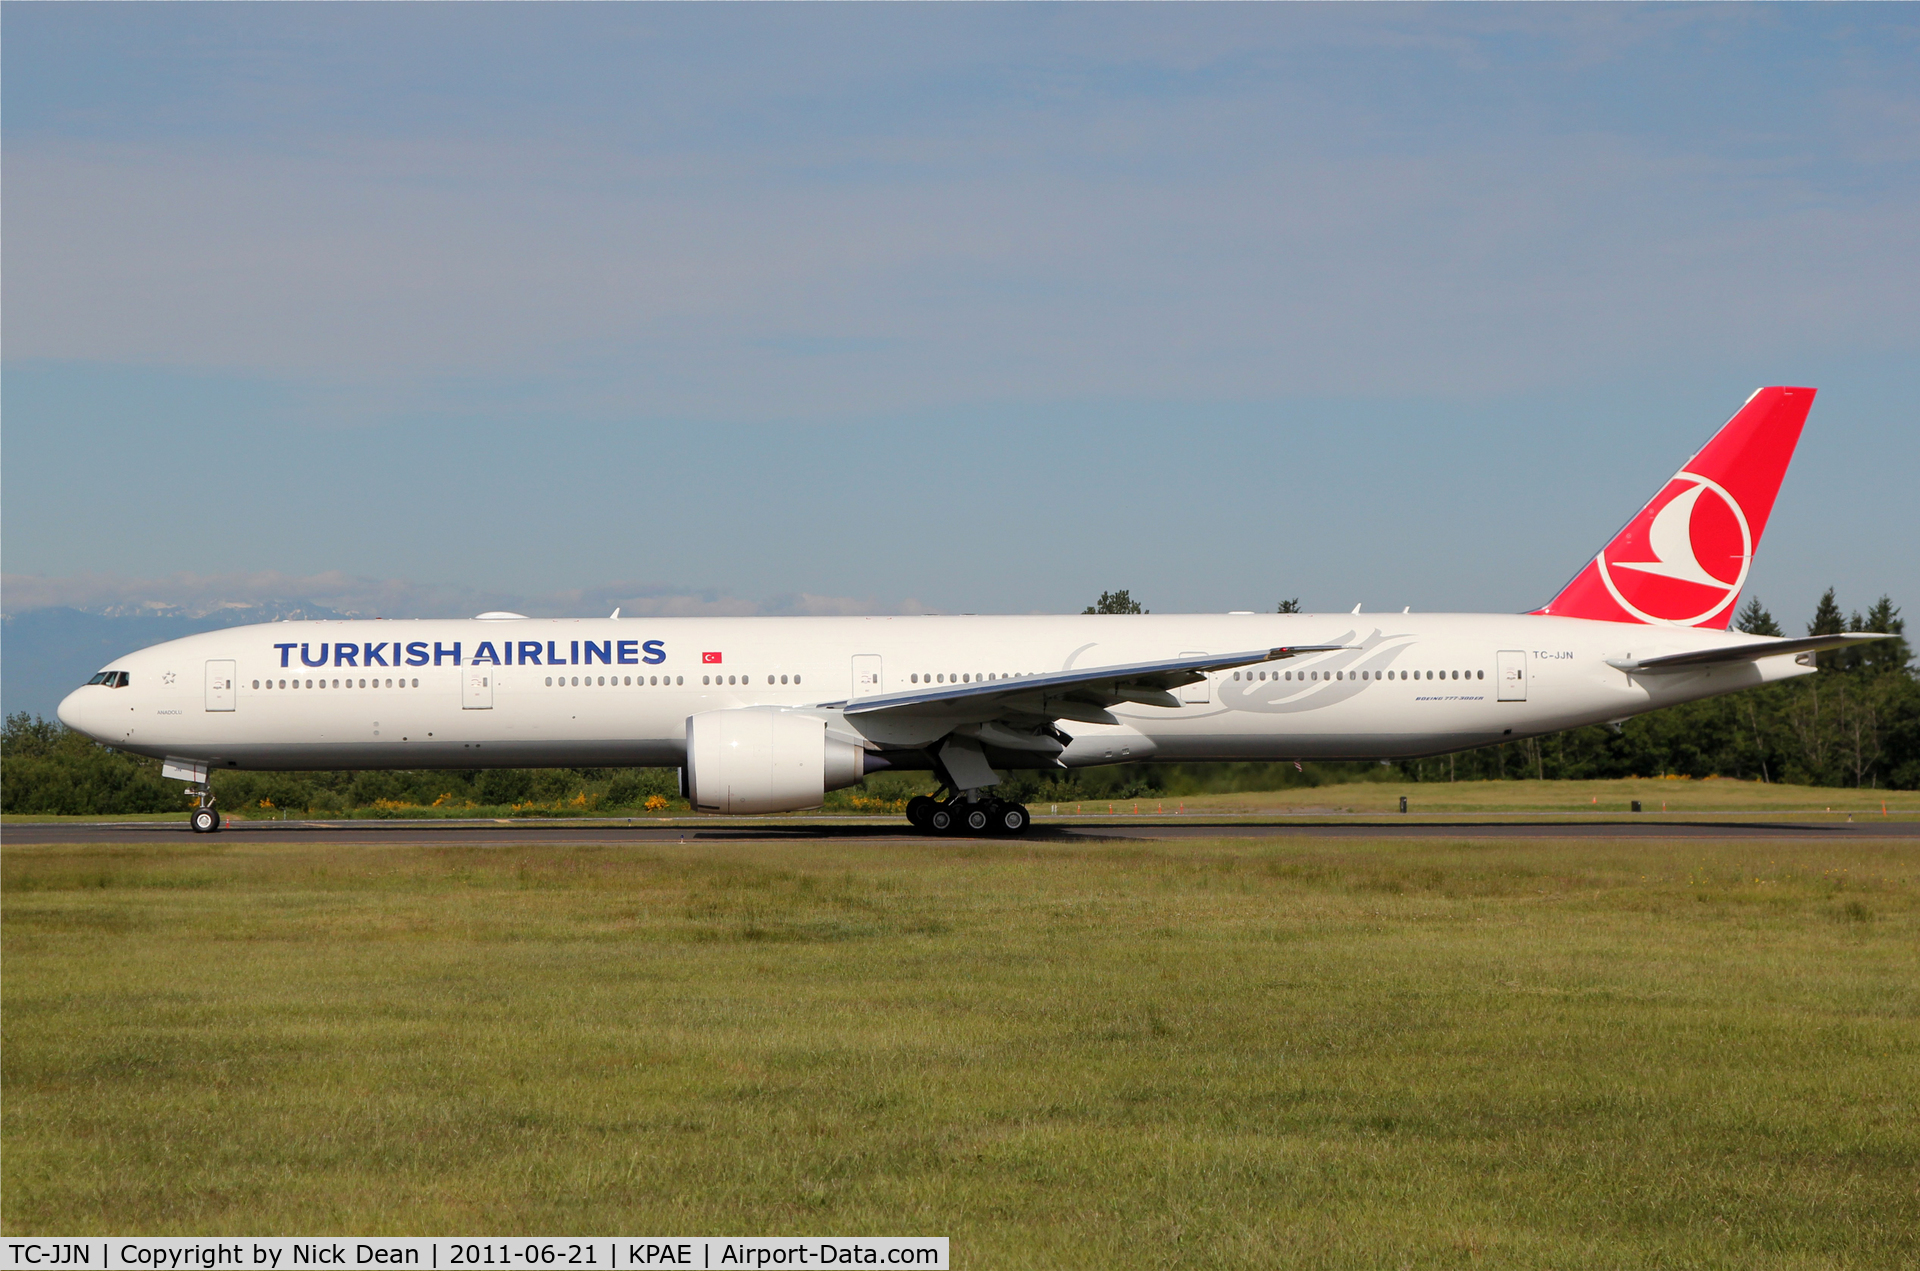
86,672,110,685
85,671,129,687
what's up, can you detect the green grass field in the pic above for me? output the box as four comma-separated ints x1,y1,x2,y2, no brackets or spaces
1037,776,1920,818
5,775,1917,825
4,831,1917,1266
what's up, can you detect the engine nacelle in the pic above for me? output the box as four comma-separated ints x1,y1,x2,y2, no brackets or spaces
685,708,867,814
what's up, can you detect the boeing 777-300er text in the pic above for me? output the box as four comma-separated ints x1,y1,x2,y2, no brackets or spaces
59,386,1889,835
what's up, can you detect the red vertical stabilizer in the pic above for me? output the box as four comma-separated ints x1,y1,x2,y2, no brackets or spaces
1534,386,1815,629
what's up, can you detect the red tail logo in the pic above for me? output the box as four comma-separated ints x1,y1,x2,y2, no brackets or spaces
1537,386,1815,629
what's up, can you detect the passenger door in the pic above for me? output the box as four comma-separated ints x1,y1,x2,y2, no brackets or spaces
463,666,494,709
1497,650,1528,702
1180,652,1209,704
205,660,236,712
852,654,884,699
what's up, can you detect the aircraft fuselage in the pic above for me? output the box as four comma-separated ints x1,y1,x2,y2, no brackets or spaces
56,611,1812,774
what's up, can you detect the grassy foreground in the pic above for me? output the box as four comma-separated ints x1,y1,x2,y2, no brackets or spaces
3,834,1916,1267
5,774,1918,825
1042,776,1920,817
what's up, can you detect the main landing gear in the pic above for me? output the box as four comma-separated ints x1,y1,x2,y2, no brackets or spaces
906,793,1031,836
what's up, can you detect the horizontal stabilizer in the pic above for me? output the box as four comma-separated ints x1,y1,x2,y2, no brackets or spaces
1607,632,1891,674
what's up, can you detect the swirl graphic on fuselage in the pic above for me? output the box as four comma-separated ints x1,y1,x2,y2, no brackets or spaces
1219,627,1416,714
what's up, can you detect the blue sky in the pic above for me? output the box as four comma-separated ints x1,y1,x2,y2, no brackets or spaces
4,4,1916,627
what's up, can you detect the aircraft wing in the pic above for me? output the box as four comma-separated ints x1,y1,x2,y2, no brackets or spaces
833,645,1350,725
1607,632,1891,674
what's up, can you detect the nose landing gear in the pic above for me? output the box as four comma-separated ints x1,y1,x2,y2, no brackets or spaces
164,758,222,833
187,787,221,833
907,792,1031,836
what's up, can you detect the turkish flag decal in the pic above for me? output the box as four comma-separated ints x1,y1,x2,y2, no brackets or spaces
702,652,723,664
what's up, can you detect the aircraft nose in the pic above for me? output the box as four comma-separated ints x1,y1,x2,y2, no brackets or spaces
56,687,105,740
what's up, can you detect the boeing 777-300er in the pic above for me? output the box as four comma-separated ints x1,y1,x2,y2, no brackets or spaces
59,386,1889,835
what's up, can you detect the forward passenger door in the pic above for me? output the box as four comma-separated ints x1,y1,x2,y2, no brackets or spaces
205,660,236,712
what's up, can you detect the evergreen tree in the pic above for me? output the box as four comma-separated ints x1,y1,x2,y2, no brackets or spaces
1084,590,1146,614
1277,598,1302,614
1807,586,1847,669
1735,595,1782,636
1860,595,1910,674
1808,587,1846,636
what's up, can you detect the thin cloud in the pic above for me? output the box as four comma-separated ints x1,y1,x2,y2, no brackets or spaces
0,571,930,621
6,11,1914,421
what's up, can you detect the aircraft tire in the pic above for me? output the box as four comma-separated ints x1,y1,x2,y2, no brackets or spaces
190,808,219,834
962,806,991,834
927,805,956,834
994,803,1030,835
906,795,937,829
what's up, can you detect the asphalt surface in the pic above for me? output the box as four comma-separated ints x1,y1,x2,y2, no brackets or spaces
7,816,1916,845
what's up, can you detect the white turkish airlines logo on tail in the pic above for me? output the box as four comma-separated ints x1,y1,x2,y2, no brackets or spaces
1596,471,1751,626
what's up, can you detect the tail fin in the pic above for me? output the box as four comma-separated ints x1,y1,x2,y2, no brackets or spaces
1535,386,1815,629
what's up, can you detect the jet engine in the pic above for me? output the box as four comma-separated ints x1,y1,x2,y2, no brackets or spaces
685,708,868,814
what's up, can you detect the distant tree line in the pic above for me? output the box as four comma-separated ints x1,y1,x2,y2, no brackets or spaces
3,587,1913,815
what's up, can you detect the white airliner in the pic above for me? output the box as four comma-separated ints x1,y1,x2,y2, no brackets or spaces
59,387,1885,835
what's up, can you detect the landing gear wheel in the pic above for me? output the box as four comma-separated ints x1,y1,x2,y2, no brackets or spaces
962,805,991,834
190,807,220,834
994,802,1030,835
906,795,938,831
928,805,956,833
